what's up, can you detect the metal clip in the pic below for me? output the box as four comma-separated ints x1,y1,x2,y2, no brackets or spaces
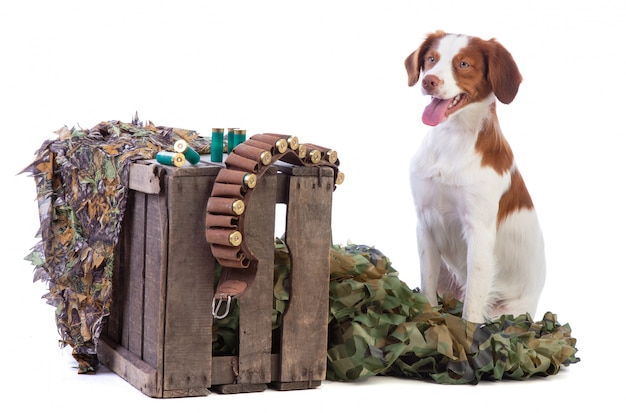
212,295,232,319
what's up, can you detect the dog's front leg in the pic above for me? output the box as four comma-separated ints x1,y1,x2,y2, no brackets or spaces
417,227,441,307
462,226,497,323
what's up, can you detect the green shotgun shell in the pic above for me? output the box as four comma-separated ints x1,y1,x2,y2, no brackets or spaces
211,128,224,162
156,151,186,167
227,128,238,153
174,139,201,165
234,129,246,146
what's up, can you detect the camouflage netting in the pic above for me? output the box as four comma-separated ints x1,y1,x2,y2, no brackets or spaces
216,239,579,384
22,117,211,373
23,118,579,381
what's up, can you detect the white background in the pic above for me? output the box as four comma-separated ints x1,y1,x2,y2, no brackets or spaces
1,0,623,410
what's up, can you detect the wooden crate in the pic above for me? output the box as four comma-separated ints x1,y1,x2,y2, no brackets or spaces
98,155,334,398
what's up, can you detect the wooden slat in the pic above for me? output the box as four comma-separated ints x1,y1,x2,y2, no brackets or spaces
142,191,166,378
98,337,161,398
106,191,134,343
279,168,333,386
236,169,276,386
129,162,162,194
162,173,215,393
127,191,147,356
211,354,280,393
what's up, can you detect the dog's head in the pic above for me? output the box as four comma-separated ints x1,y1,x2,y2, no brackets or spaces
405,31,522,126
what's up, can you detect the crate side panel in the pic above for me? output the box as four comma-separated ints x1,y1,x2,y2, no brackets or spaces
125,191,148,355
142,190,168,375
237,172,276,385
107,190,135,344
162,174,215,391
280,172,333,384
98,337,161,398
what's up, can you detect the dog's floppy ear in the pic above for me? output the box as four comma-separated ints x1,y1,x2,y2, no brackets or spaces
485,38,523,104
405,31,445,87
404,49,421,87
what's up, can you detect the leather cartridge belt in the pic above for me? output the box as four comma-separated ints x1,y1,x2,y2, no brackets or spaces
205,133,343,317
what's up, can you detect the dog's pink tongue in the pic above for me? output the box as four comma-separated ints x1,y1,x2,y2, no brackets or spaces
422,97,452,126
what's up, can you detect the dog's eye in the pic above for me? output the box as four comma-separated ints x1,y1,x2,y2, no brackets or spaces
427,56,436,63
459,61,470,68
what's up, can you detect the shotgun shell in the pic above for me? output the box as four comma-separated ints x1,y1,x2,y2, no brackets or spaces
174,139,186,153
297,144,307,159
211,128,224,162
260,150,272,165
308,149,322,164
275,138,288,153
243,173,257,189
207,228,243,248
231,199,246,215
287,135,299,150
227,128,238,153
156,151,186,167
234,129,246,146
207,197,246,216
174,139,201,164
228,230,243,247
326,149,338,164
336,171,345,185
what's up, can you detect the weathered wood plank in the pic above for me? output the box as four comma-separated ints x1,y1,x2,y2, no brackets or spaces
273,381,322,391
141,190,167,378
107,191,134,343
129,162,162,194
162,173,215,392
162,388,211,398
279,169,333,386
98,337,160,398
211,355,281,386
213,383,267,394
126,191,147,356
236,169,276,386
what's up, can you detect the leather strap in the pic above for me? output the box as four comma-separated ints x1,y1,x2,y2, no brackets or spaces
206,133,343,317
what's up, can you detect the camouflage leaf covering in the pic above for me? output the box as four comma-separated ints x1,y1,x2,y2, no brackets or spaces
23,118,578,382
22,117,210,373
213,241,579,384
325,244,579,383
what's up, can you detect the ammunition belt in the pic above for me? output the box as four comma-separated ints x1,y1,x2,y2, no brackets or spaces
205,133,343,317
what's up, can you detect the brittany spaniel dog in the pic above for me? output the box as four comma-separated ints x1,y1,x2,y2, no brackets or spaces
405,31,545,323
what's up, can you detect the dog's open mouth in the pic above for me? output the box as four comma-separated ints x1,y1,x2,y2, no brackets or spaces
422,93,468,126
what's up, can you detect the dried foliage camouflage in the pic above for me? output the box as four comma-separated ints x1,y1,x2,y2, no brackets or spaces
22,118,210,373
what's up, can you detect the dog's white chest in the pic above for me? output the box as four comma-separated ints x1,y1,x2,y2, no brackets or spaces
411,128,483,188
409,129,506,263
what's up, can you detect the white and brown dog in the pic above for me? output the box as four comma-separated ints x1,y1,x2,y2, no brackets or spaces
405,31,545,323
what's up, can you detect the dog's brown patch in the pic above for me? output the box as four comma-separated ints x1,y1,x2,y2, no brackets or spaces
497,168,534,226
404,30,447,87
475,104,513,175
453,39,493,103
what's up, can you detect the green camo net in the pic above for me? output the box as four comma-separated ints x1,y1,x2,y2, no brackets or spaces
214,239,578,384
